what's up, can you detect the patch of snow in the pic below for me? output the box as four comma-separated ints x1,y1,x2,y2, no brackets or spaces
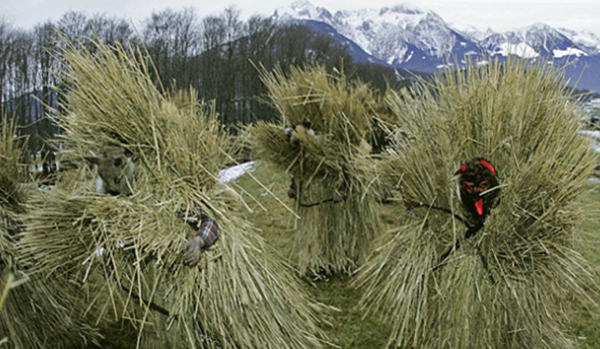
218,161,256,183
589,178,600,184
274,1,323,21
579,130,600,153
95,247,105,257
492,42,538,58
437,63,454,69
395,69,405,81
553,47,587,58
580,130,600,139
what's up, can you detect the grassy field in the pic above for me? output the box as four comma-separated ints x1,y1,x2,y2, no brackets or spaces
93,160,600,349
568,181,600,349
234,161,600,349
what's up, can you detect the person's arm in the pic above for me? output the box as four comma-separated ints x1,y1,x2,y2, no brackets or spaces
182,209,220,266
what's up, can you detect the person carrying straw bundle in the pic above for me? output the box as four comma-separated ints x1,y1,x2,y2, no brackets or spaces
353,57,598,349
251,65,382,277
19,38,327,349
84,144,220,266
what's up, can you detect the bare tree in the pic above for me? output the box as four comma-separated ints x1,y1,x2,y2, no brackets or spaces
143,8,201,90
199,15,226,106
57,11,89,44
237,16,277,123
86,14,135,47
0,19,16,106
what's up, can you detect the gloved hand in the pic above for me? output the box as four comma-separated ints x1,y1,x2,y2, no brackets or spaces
182,236,206,266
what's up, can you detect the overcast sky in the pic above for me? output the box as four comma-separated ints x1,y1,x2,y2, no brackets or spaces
3,0,600,36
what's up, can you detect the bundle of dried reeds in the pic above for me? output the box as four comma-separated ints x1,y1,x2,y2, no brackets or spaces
0,117,101,348
354,57,598,349
251,65,382,275
19,39,326,348
0,117,27,266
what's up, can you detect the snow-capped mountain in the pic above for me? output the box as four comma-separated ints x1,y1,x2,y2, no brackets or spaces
556,28,600,54
478,23,592,58
273,1,600,92
273,2,465,64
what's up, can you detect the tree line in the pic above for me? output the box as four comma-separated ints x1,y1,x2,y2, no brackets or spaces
0,6,408,154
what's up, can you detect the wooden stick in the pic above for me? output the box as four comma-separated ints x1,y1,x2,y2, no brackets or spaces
299,198,335,208
404,201,467,225
119,283,179,320
402,200,497,282
432,222,482,272
431,221,496,284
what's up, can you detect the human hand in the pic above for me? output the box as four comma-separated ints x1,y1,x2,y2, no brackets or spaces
182,236,205,266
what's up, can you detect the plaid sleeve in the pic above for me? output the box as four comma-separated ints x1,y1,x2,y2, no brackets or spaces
196,209,220,249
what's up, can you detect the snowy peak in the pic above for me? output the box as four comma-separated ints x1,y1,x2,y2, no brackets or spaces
480,23,593,58
522,24,587,57
273,1,332,22
516,23,575,53
273,1,600,61
556,28,600,53
274,1,459,63
274,2,427,24
272,1,600,92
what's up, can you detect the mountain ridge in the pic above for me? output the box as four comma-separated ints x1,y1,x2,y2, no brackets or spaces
273,1,600,92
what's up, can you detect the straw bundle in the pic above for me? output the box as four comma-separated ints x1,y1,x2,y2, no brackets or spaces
251,65,382,275
0,117,27,266
353,57,598,349
19,39,326,348
0,117,100,348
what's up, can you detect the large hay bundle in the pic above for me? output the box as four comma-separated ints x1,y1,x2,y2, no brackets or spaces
0,117,27,263
251,65,381,275
19,40,326,348
0,117,100,348
354,58,598,349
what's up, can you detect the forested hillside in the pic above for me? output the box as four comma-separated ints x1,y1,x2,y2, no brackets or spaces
0,7,412,154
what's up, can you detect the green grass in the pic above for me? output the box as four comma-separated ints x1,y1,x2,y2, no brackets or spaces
568,184,600,349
